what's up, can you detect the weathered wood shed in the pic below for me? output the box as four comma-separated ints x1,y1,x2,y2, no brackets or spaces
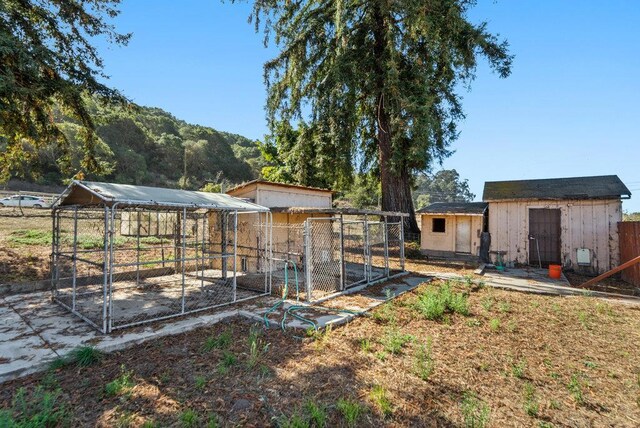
417,202,488,257
483,175,631,273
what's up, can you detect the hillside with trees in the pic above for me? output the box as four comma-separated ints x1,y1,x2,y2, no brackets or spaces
6,97,264,189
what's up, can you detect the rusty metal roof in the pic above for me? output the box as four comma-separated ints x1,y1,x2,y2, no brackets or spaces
417,202,488,215
483,175,631,201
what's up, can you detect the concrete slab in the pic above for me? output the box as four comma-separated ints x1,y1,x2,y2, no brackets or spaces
0,276,430,384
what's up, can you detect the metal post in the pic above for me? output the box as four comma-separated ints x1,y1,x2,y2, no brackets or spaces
201,213,206,289
232,210,238,302
363,215,370,283
50,209,58,298
181,207,187,314
339,215,345,291
400,217,405,271
268,211,273,294
136,211,141,286
102,206,110,334
71,207,78,311
304,219,312,301
221,212,227,279
383,215,389,278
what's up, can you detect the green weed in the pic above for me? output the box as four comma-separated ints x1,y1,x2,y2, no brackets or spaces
381,327,413,355
221,351,237,368
461,391,490,428
489,318,500,332
480,296,494,312
7,229,52,246
567,373,585,404
247,326,269,368
415,337,435,380
337,398,366,428
512,359,527,379
372,300,397,324
202,329,232,352
180,409,199,428
360,338,372,353
194,375,207,390
304,401,327,428
498,302,511,313
278,410,309,428
466,318,481,327
414,281,469,321
2,386,69,427
523,382,539,417
506,320,518,333
105,365,135,397
70,346,102,367
369,384,393,417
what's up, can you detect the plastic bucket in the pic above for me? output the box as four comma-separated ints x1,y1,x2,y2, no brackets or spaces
548,264,562,279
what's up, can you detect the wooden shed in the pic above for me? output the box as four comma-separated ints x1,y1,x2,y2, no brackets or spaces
417,202,488,257
483,175,631,274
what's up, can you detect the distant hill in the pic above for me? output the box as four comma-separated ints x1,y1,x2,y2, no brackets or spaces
15,97,264,190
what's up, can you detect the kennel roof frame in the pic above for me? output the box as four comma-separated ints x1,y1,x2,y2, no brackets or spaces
52,180,270,212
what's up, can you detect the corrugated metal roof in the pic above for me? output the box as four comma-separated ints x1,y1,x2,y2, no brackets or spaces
269,207,409,217
54,181,269,211
416,202,488,215
483,175,631,201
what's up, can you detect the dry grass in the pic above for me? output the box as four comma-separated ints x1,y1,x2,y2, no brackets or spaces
2,280,640,427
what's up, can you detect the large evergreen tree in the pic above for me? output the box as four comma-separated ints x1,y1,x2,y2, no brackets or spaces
0,0,129,181
247,0,512,232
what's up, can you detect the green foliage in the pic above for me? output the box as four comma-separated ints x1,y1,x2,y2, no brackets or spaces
179,409,199,428
414,281,469,321
415,337,435,380
304,401,327,428
461,392,491,428
247,1,511,224
489,319,501,332
369,385,393,417
105,365,134,397
523,382,539,417
381,327,413,355
0,0,130,181
511,358,527,379
413,170,476,206
202,329,232,352
337,398,366,428
360,338,372,353
7,230,52,246
623,211,640,221
278,411,309,428
194,375,207,390
247,326,269,368
567,373,585,405
70,346,102,367
1,386,69,427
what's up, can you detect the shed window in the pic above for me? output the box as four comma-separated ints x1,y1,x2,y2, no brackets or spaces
432,218,446,233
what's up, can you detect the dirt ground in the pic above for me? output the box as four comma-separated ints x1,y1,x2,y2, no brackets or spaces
2,279,639,427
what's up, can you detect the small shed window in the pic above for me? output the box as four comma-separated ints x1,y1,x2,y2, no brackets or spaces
432,218,446,233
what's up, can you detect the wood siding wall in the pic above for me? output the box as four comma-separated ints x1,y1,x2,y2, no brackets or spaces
420,214,484,256
619,221,640,286
487,199,622,274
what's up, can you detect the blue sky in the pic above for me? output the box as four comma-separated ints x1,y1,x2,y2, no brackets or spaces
96,1,640,211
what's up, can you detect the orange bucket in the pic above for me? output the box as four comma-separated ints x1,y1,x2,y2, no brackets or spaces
548,264,562,279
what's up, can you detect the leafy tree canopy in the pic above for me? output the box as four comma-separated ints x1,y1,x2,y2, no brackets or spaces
245,0,512,232
0,0,131,181
412,169,475,209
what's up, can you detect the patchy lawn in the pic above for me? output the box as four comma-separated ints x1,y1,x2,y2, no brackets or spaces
2,280,640,427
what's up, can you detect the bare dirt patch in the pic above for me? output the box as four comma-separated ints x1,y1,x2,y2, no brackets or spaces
2,280,639,427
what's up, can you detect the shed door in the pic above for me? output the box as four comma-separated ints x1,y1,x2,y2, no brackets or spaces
455,217,472,253
528,209,561,266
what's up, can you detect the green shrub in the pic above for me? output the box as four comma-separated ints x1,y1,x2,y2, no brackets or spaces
381,327,413,355
337,398,366,428
461,391,490,428
414,282,469,321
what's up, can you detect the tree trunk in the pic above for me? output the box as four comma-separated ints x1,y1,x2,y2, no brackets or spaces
373,7,420,235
